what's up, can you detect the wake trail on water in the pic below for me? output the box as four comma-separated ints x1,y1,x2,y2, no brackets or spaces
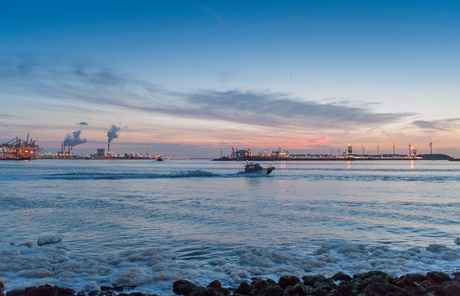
44,170,221,180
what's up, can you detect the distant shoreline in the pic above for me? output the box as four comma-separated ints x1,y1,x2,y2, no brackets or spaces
213,153,453,161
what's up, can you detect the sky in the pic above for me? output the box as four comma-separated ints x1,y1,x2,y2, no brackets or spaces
1,1,460,158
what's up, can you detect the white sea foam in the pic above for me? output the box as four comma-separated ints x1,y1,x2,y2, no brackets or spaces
7,241,458,294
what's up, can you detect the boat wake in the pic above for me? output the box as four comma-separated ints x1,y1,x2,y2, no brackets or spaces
45,170,220,180
0,170,221,181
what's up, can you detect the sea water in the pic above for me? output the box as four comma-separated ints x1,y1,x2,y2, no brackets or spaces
1,159,460,294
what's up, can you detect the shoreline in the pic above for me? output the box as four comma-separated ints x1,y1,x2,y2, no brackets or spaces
3,271,460,296
212,154,453,161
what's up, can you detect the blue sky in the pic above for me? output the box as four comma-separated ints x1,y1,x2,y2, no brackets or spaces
1,1,460,157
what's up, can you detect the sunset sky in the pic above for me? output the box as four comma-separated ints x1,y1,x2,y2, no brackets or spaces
1,1,460,157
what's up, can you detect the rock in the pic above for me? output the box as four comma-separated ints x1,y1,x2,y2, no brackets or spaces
37,235,63,246
278,276,300,289
190,287,217,296
260,285,283,296
17,242,33,248
302,275,326,286
0,282,3,291
124,293,158,296
328,284,353,296
350,278,367,291
312,279,335,291
312,289,327,296
455,237,460,245
289,283,313,296
352,273,367,280
76,293,86,296
395,274,429,288
207,280,221,289
173,280,198,295
251,279,269,293
331,272,351,282
364,282,392,295
6,285,75,296
426,244,448,253
234,282,250,295
426,271,450,284
443,282,460,295
100,286,112,291
215,287,230,296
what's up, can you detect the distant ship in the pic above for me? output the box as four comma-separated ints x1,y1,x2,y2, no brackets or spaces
157,156,164,161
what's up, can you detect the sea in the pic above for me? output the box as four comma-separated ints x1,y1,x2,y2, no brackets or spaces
1,159,460,294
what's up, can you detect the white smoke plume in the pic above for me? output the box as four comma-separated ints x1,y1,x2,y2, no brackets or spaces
63,130,87,147
107,125,121,143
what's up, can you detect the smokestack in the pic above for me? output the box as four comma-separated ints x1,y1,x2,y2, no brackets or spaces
61,143,64,154
108,143,110,154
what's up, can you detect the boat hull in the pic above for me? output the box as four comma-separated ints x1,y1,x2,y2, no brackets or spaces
237,167,275,175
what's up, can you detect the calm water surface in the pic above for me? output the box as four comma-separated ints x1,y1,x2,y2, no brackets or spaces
1,159,460,294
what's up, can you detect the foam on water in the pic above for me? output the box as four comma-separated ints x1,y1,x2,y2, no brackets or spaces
2,239,460,294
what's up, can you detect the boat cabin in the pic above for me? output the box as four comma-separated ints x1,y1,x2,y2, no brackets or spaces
245,163,263,172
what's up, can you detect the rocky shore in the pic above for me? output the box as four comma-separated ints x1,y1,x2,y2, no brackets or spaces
3,271,460,296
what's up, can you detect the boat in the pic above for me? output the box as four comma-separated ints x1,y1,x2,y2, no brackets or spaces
237,162,275,175
156,156,164,161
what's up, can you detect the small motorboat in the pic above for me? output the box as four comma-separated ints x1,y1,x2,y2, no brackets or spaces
156,156,164,161
238,162,275,175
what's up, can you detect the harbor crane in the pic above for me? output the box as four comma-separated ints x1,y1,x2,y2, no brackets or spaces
1,134,41,160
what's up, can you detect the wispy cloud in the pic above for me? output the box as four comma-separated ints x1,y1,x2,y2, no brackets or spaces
183,90,414,130
412,118,460,131
0,54,416,135
202,6,227,28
